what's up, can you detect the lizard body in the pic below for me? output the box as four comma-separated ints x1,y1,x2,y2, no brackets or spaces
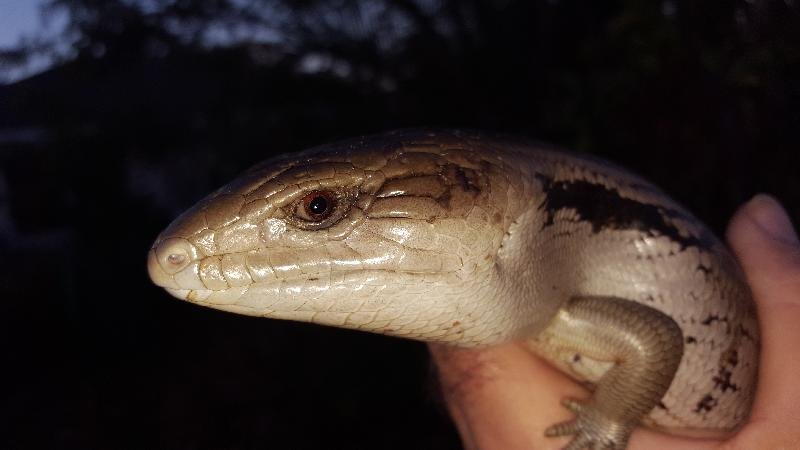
148,129,758,449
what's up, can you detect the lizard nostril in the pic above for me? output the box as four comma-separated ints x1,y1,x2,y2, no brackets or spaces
167,253,187,266
155,237,199,274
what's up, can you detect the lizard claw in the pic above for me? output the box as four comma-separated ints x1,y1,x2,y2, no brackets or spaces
544,418,580,437
544,397,632,450
561,397,586,414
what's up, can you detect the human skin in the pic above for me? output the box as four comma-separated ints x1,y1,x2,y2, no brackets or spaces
430,194,800,450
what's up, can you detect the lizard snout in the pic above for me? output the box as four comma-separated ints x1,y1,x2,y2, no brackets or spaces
148,237,204,293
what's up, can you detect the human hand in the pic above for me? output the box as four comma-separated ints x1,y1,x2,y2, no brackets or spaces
429,194,800,449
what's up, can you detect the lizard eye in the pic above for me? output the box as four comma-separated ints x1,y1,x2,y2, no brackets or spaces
296,190,336,222
287,187,359,231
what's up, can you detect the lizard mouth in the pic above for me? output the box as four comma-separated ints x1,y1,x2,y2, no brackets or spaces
148,234,465,297
151,262,467,320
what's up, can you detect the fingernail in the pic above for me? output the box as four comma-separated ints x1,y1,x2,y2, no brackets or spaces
745,194,799,245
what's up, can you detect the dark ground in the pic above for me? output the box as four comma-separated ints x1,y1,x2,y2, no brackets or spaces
0,1,798,449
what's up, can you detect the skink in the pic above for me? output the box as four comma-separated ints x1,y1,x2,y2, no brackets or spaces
148,129,758,450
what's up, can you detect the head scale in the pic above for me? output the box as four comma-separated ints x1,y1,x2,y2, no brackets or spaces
148,130,522,344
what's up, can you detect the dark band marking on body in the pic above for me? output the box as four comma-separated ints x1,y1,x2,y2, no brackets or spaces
713,348,740,393
534,174,713,251
701,315,728,326
713,368,740,393
702,314,733,335
694,394,718,414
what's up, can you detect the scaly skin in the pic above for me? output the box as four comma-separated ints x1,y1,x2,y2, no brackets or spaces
148,129,758,449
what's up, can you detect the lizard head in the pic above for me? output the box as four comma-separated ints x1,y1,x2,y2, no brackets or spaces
148,130,523,344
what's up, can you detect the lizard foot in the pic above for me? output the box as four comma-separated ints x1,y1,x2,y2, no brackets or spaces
545,398,634,450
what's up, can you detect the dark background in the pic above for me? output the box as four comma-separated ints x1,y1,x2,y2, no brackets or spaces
0,1,798,449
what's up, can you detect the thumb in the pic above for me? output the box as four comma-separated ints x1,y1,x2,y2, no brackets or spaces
726,194,800,421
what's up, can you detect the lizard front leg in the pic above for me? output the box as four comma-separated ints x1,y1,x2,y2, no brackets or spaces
531,296,684,450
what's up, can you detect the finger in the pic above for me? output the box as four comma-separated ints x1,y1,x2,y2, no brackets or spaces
429,342,585,450
430,342,722,450
726,194,800,421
